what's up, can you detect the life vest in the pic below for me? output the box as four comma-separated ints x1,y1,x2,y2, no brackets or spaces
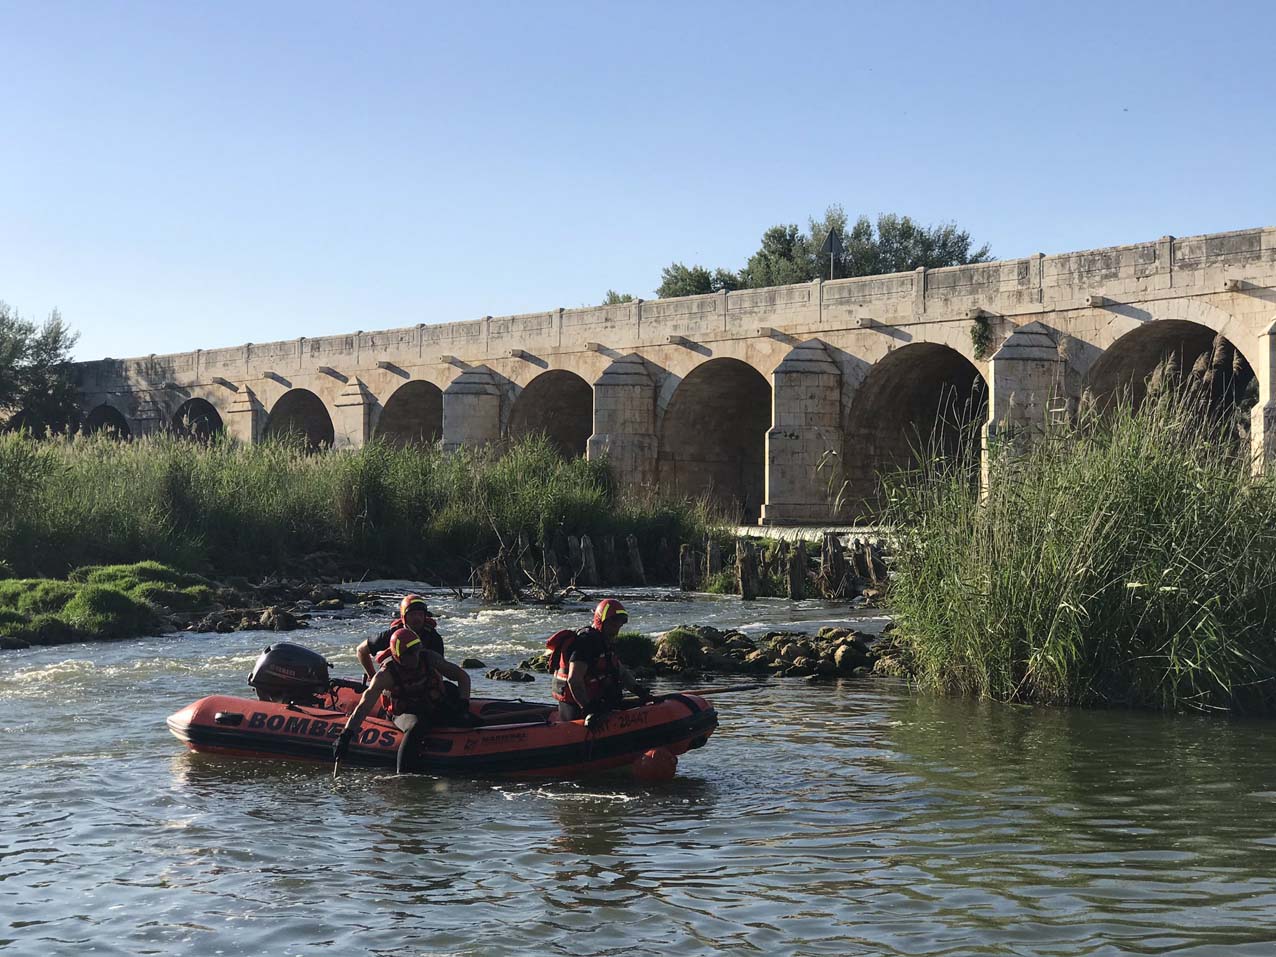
548,627,620,708
374,643,445,717
382,616,443,656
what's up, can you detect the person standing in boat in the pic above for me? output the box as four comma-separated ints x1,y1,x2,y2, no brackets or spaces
355,594,444,680
334,625,472,773
549,598,653,724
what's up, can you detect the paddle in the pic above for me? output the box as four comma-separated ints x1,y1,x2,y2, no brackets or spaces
622,683,767,705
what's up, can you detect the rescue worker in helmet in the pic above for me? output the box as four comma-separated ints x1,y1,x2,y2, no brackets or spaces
356,594,444,680
550,598,653,724
334,624,472,774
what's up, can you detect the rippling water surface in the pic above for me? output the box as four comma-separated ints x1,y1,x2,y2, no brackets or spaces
3,586,1276,956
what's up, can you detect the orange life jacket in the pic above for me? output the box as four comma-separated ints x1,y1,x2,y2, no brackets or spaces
548,627,620,708
374,643,444,717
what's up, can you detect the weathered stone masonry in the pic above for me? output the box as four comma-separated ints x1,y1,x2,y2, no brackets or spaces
74,227,1276,524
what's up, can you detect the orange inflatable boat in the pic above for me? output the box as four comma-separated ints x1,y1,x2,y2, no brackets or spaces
167,643,718,778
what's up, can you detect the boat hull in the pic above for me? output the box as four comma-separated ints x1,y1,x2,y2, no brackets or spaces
167,691,718,778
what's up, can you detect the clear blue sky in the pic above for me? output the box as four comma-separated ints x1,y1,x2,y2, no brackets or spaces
3,0,1274,361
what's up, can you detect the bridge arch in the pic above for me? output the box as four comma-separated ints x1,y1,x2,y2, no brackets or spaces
658,357,771,523
171,398,223,441
82,404,132,439
1083,320,1255,417
375,380,443,447
507,369,593,457
844,343,988,520
264,389,334,449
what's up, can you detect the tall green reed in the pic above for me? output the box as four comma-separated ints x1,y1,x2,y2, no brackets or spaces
0,431,720,583
883,389,1276,714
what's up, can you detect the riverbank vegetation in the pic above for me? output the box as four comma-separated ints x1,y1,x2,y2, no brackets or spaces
885,390,1276,714
0,431,720,584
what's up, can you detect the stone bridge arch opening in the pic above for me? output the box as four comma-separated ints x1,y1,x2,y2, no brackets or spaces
507,370,593,458
82,404,132,439
264,389,334,450
171,398,223,441
844,343,988,520
659,357,771,523
376,381,443,447
1083,320,1256,425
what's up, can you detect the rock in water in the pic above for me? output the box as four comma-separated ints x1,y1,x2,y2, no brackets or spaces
461,658,486,669
260,607,300,631
485,669,535,683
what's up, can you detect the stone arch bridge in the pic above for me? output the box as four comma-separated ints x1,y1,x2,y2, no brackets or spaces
74,227,1276,524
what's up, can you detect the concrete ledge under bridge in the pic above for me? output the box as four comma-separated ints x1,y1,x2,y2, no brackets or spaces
72,226,1276,526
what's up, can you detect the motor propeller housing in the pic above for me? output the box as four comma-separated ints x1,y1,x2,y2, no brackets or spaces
248,642,331,703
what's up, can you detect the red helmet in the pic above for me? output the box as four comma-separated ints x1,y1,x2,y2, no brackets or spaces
389,627,422,662
592,598,628,631
399,594,429,619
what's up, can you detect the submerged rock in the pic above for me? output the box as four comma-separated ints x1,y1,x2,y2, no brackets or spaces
519,651,552,673
486,668,535,683
259,607,302,632
461,657,486,669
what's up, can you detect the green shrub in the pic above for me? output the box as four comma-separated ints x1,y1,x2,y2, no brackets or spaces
59,585,159,641
702,570,737,594
0,609,25,634
613,630,656,668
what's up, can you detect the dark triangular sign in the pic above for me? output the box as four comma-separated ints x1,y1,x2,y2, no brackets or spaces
820,227,844,257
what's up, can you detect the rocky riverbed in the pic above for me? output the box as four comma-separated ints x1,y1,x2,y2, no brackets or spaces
517,622,907,682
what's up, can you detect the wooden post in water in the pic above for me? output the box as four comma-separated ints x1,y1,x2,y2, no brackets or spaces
541,541,559,586
737,539,759,600
850,538,871,581
626,534,646,585
599,536,617,585
787,541,807,599
478,550,517,602
567,535,584,583
679,544,699,591
579,535,599,586
706,539,722,578
820,531,848,599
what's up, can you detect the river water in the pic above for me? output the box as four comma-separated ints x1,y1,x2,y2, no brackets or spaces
3,587,1275,956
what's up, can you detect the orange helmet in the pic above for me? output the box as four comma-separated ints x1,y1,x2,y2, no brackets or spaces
399,594,429,619
592,598,628,631
389,627,422,662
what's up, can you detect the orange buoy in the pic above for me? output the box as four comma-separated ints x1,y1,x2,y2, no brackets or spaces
632,747,677,783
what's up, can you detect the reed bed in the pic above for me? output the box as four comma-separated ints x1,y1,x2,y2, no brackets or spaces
883,391,1276,714
0,432,720,583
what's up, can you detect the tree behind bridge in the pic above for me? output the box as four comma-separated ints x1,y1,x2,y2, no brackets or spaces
0,302,80,435
658,207,992,296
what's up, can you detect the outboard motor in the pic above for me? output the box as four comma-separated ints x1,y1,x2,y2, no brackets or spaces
248,643,331,704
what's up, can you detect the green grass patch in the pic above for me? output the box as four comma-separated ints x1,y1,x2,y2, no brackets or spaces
613,630,656,668
60,585,159,641
0,561,216,646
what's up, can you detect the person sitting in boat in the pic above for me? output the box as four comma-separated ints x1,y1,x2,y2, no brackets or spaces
334,625,472,773
549,598,653,724
355,594,444,680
